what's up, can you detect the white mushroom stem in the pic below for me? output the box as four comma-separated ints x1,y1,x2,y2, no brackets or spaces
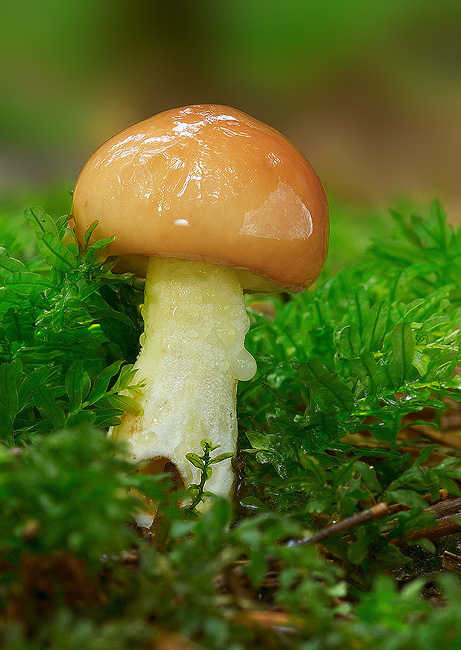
109,256,256,524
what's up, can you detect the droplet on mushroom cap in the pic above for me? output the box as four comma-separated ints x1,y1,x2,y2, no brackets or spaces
71,104,329,292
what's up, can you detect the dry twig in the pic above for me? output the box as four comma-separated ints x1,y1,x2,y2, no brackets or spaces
287,503,390,547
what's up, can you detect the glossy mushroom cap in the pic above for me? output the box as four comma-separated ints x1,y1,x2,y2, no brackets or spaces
71,104,329,292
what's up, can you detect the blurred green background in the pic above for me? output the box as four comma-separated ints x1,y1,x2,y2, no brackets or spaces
1,0,460,250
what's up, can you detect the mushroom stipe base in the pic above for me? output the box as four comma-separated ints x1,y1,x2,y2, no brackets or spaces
109,256,257,527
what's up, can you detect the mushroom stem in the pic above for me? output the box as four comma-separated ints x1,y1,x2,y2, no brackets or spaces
110,256,256,522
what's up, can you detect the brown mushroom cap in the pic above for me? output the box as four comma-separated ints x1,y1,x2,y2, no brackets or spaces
71,104,329,292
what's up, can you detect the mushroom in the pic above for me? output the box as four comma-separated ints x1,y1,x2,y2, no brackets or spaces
71,105,329,522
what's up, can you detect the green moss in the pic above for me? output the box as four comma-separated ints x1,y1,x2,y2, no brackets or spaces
0,197,460,648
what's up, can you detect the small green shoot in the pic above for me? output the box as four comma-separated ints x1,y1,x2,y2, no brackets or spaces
186,439,234,513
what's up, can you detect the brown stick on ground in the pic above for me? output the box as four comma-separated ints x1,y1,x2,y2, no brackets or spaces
405,497,461,541
287,503,390,547
442,551,461,574
294,496,461,547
